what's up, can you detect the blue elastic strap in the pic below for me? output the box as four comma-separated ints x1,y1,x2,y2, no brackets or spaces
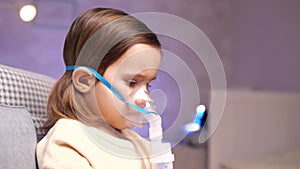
66,65,154,114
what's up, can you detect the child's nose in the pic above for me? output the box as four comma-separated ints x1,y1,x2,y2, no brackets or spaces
135,99,146,108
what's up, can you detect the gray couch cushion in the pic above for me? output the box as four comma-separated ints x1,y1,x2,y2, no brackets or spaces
0,105,37,169
0,64,55,135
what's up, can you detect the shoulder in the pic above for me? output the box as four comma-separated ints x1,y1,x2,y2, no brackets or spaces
48,118,81,137
36,119,94,169
51,118,81,132
40,119,83,144
38,118,92,150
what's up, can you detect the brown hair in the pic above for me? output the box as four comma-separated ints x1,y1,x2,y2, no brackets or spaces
45,8,161,130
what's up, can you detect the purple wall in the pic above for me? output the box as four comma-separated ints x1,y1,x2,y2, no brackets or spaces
231,0,300,92
1,0,300,93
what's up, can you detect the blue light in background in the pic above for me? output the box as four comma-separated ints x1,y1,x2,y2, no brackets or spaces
183,104,206,133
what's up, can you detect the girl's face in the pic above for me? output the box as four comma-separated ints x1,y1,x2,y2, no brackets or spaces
95,44,161,130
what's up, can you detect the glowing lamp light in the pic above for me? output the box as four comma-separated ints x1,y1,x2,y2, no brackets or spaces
19,4,37,22
183,123,200,133
183,104,206,133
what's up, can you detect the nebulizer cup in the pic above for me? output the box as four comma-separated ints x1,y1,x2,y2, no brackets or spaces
146,112,174,169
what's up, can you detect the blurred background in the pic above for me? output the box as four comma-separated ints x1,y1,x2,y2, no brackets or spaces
1,0,300,169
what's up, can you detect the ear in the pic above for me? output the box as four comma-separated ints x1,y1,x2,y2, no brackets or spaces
72,67,95,93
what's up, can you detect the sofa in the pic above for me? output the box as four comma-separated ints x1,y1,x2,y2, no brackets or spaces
0,64,55,169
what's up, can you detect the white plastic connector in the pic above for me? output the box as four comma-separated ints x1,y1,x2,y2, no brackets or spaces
149,115,163,140
149,115,175,169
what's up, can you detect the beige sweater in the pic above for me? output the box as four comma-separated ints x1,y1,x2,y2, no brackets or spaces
37,119,151,169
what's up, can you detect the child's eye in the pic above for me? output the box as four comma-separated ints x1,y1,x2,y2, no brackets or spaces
128,80,137,87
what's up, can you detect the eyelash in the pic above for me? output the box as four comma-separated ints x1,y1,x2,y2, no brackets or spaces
127,80,152,92
128,80,137,87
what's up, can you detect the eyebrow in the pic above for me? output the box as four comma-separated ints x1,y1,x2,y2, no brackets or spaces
127,74,157,81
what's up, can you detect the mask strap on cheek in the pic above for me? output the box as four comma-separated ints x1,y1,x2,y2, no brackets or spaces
66,65,157,115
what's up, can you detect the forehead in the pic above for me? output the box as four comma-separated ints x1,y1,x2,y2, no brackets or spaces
110,44,161,75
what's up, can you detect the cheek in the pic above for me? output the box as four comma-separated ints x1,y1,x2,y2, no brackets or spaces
94,83,130,129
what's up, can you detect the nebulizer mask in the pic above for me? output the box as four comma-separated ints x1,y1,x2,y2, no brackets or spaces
67,65,174,169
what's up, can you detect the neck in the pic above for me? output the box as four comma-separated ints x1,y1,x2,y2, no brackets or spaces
98,124,127,139
80,118,127,139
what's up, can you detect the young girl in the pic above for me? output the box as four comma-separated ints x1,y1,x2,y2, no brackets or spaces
37,7,162,169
